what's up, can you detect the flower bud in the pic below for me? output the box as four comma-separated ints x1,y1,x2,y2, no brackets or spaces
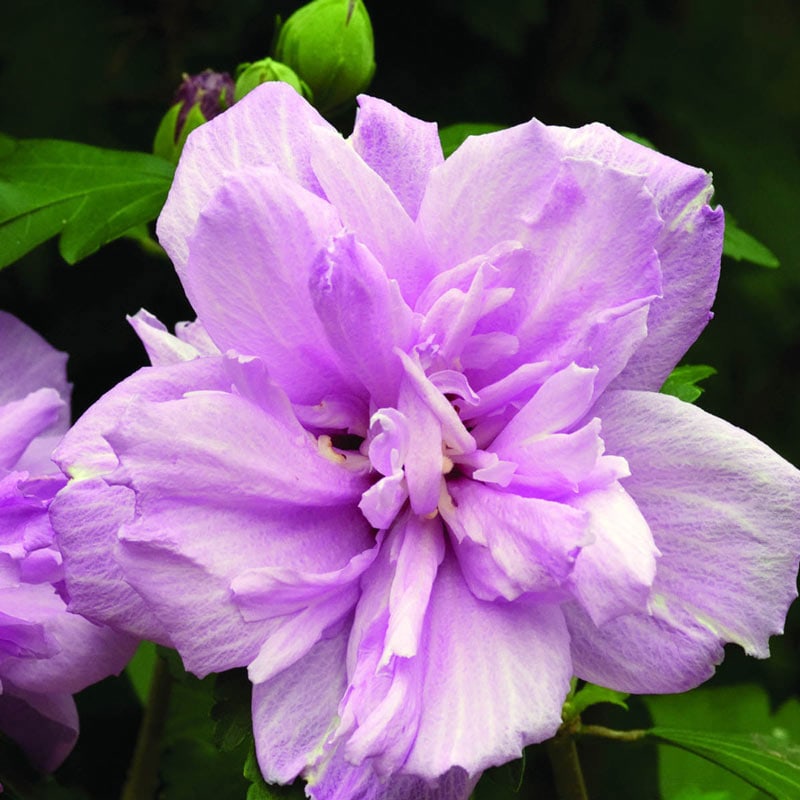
153,69,235,162
274,0,376,114
234,57,312,103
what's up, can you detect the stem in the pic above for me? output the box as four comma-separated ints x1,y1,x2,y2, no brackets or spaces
120,655,173,800
577,724,648,743
546,730,589,800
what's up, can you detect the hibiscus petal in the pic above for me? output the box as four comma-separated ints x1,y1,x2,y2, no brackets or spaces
417,120,561,272
49,478,168,642
0,388,64,471
0,311,70,413
601,390,800,655
403,554,572,778
127,309,212,366
158,81,334,273
0,685,77,772
0,582,134,695
310,125,434,303
308,755,475,800
103,386,372,675
181,167,361,403
567,482,659,626
564,389,800,692
441,480,589,602
558,123,725,390
310,232,414,406
350,95,444,220
473,157,661,392
252,626,349,784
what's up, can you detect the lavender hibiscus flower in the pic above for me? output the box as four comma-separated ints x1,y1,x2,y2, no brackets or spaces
50,84,800,798
0,312,135,771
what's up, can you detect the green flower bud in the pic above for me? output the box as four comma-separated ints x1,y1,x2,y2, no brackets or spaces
274,0,376,114
234,57,313,103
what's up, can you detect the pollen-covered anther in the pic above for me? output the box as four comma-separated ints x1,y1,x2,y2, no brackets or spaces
442,455,455,475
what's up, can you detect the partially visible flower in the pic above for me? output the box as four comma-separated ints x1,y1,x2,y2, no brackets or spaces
52,85,800,799
0,312,135,772
153,69,235,162
235,57,312,103
275,0,375,113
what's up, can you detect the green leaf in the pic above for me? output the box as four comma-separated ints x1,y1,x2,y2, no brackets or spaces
563,682,629,721
660,364,717,403
646,685,800,800
243,746,305,800
438,122,506,158
125,640,157,705
211,669,252,752
649,728,800,800
723,217,779,268
159,669,250,800
0,135,174,269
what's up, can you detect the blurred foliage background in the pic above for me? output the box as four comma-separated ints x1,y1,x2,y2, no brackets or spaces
1,1,799,798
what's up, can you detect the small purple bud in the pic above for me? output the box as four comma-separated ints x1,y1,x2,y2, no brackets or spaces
173,69,236,135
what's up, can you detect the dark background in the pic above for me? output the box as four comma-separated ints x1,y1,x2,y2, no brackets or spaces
1,1,799,798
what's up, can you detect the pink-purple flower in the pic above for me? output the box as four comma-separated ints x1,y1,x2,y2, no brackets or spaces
50,84,800,798
0,312,135,771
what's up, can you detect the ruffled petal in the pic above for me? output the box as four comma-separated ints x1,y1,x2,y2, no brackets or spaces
310,232,415,407
100,370,372,675
181,166,362,404
49,478,168,642
310,125,435,303
470,157,661,393
403,554,572,779
157,81,334,273
441,480,589,602
567,482,658,626
564,390,800,692
127,309,218,366
417,120,561,272
557,123,725,390
350,95,444,221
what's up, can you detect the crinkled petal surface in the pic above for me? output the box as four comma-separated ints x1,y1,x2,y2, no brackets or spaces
558,124,725,390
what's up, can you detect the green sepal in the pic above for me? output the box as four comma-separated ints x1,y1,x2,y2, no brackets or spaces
438,122,506,158
660,364,717,403
0,135,174,269
562,681,630,723
152,101,182,161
